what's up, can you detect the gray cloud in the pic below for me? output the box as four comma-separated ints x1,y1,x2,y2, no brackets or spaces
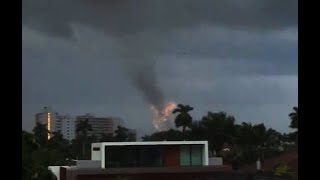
23,0,297,38
22,0,297,133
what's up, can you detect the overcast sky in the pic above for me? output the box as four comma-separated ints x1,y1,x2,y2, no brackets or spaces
22,0,297,135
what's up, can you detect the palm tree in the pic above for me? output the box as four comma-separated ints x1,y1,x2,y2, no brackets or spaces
173,104,194,133
289,106,298,129
114,126,131,142
76,119,92,159
289,106,298,145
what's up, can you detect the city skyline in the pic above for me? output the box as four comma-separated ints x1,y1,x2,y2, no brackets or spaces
33,107,131,141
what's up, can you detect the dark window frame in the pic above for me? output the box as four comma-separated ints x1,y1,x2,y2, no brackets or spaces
179,144,203,167
93,147,100,151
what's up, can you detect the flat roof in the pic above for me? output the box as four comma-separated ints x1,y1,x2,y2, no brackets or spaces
93,141,208,146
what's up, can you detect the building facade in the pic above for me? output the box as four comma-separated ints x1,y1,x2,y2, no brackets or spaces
35,107,57,139
55,114,76,141
76,114,125,138
35,108,127,141
91,141,209,168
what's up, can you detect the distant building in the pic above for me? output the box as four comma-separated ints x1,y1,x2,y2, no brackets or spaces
35,107,76,141
76,114,124,138
35,109,127,141
55,114,76,142
35,107,57,139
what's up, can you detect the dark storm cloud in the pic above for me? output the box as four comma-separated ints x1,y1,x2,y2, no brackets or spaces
23,0,297,38
22,0,297,110
22,0,297,133
159,26,297,74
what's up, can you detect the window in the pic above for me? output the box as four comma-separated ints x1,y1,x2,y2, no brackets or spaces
180,145,191,166
138,146,162,167
179,145,203,166
191,145,202,166
105,146,138,168
93,147,100,151
105,145,163,168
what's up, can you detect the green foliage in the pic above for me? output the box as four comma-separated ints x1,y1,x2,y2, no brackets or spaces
273,163,292,177
23,104,297,179
142,129,184,141
33,123,49,147
23,122,137,179
22,131,60,180
143,104,298,166
289,106,298,129
201,112,236,155
100,133,115,142
173,104,194,133
114,126,136,142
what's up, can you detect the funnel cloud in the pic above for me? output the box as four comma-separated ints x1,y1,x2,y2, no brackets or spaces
23,0,297,133
117,35,165,110
22,0,297,109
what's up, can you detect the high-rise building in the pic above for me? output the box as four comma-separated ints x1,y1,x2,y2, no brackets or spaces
35,107,57,139
55,114,76,142
76,114,124,138
35,107,76,141
35,109,127,141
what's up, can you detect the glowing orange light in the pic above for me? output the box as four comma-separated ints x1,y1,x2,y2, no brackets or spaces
47,112,51,139
151,101,177,131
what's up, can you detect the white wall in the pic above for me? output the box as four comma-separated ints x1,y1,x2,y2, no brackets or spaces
91,143,102,161
209,157,223,166
48,166,60,180
203,141,209,166
95,141,209,168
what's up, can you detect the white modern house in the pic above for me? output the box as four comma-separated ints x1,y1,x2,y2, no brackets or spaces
91,141,209,168
48,141,222,179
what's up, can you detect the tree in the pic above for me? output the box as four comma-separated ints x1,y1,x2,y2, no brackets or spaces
33,123,49,147
22,131,39,180
47,131,73,161
114,126,136,142
288,106,298,145
201,112,236,156
76,119,92,159
142,129,184,141
76,119,92,137
173,104,194,133
289,106,298,129
252,123,267,146
189,121,206,140
99,133,115,142
265,128,282,148
22,130,59,180
252,123,267,164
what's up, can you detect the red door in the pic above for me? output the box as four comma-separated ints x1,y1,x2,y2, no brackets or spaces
163,146,180,167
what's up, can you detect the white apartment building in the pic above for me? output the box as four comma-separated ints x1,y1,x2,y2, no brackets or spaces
35,108,127,141
35,107,76,141
76,114,125,138
55,114,76,142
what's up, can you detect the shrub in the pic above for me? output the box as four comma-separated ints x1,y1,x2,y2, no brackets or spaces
273,163,292,177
